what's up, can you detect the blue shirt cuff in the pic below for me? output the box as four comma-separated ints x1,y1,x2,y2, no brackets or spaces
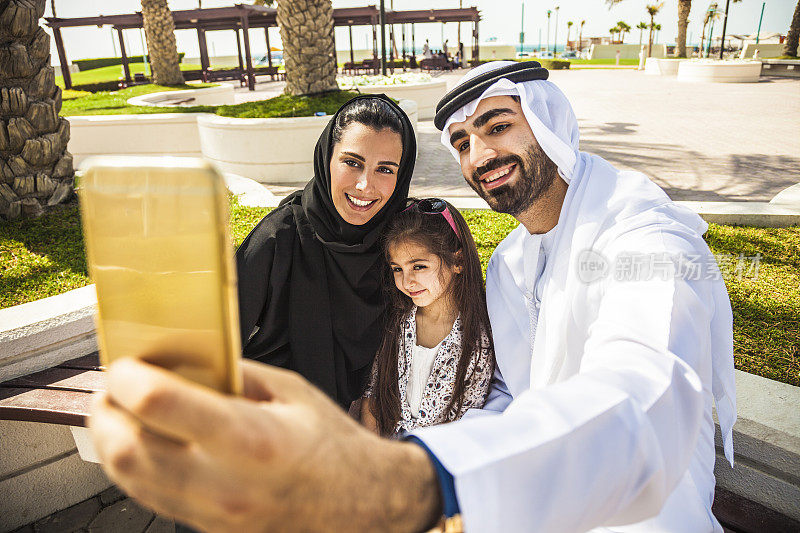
405,435,461,518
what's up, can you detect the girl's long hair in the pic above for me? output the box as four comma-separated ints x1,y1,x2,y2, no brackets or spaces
370,200,494,436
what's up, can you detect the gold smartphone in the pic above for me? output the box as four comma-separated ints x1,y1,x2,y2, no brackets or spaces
79,157,241,395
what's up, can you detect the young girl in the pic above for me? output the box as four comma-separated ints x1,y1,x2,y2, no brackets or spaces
361,198,494,437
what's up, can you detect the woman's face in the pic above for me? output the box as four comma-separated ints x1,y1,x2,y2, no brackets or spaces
330,123,403,226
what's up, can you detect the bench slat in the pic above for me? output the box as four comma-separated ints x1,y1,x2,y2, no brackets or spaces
1,367,105,393
0,387,91,426
59,353,102,370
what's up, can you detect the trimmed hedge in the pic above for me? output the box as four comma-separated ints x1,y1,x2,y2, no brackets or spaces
537,59,571,70
72,81,126,93
74,53,185,71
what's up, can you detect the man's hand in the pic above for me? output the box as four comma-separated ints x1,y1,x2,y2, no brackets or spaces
90,359,442,533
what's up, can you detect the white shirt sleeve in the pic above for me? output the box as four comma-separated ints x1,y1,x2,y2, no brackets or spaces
410,226,712,532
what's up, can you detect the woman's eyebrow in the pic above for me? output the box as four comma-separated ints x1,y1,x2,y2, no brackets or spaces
377,161,400,167
340,151,366,161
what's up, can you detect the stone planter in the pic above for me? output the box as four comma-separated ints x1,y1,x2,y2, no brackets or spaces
67,113,208,166
645,58,686,76
677,60,762,83
338,79,446,120
198,99,418,183
125,84,235,107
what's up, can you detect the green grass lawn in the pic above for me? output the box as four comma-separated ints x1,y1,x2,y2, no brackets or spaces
2,198,797,386
61,86,365,118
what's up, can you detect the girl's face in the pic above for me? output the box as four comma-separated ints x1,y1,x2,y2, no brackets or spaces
388,240,461,309
330,123,402,226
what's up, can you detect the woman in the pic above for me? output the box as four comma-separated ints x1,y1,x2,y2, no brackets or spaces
236,95,416,409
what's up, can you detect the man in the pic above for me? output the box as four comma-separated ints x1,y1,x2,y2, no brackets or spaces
90,62,736,532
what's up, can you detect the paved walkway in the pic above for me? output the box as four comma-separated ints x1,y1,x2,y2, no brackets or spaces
240,68,799,202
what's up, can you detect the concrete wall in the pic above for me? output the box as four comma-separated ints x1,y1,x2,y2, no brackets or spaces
714,370,800,524
0,420,112,532
740,43,786,59
0,285,97,382
67,113,206,167
589,43,666,59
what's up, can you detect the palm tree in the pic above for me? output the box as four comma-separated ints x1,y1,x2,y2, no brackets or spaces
637,22,648,47
140,0,184,85
0,0,74,220
700,2,719,56
676,0,692,57
610,26,620,42
566,21,573,49
277,0,338,95
646,3,663,57
578,20,586,52
654,23,662,44
786,0,800,57
617,21,631,42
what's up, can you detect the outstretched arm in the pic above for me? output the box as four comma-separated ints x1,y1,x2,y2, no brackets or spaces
90,359,442,533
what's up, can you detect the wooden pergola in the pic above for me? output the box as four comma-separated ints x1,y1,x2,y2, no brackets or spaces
45,4,480,91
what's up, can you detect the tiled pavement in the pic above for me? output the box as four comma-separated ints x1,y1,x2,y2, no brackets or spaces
9,485,179,533
256,68,800,202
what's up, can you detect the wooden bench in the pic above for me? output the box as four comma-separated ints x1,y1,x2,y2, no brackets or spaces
202,68,246,86
420,57,454,71
252,65,285,81
0,353,102,427
1,355,796,532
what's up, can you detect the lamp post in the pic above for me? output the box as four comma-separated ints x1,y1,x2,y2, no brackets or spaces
546,10,551,55
553,6,559,55
519,2,525,54
755,2,765,44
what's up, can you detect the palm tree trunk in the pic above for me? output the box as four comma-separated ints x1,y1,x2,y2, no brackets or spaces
648,15,655,57
140,0,184,85
277,0,338,95
785,0,800,57
677,0,691,57
700,21,707,56
0,0,74,220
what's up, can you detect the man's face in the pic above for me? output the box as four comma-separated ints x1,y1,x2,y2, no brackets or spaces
448,95,558,216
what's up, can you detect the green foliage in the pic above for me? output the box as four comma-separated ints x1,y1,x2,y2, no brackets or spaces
0,202,89,309
2,197,797,386
73,53,185,72
538,59,571,70
214,90,364,119
704,224,800,386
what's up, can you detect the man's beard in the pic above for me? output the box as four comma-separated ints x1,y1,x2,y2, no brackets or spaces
467,142,559,216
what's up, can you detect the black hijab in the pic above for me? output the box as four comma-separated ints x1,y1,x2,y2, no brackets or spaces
236,95,416,408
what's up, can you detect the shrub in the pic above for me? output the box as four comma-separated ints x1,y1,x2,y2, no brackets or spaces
538,59,571,70
73,53,185,72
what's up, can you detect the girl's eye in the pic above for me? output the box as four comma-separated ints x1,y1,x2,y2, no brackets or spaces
413,264,427,270
377,166,395,175
490,123,509,134
390,266,402,273
344,159,361,168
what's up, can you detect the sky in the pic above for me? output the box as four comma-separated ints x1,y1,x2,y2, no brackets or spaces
45,0,796,63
